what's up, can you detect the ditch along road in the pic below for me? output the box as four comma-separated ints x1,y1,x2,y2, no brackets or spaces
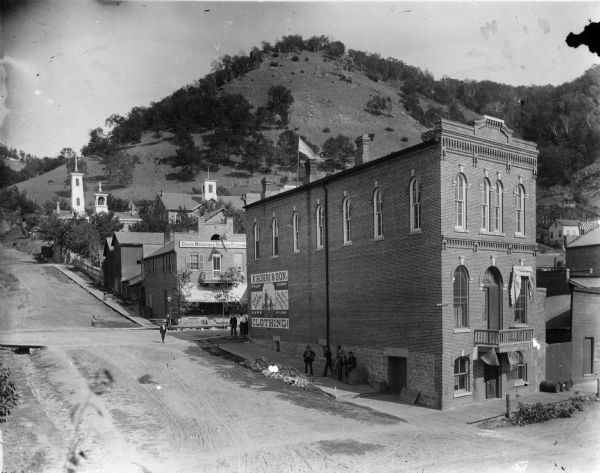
0,245,598,473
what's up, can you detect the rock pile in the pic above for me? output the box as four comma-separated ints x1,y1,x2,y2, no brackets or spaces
240,357,314,389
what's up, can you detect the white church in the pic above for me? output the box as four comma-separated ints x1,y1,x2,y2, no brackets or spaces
55,156,141,230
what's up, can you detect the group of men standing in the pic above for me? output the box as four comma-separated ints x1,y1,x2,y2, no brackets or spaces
304,344,356,380
229,314,249,337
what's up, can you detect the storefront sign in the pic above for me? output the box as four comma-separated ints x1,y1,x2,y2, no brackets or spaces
179,241,246,249
251,318,290,329
250,271,288,326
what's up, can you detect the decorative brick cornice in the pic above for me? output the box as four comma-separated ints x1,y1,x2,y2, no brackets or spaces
442,235,537,255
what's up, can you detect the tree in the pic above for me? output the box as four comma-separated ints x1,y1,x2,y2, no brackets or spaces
89,212,123,241
243,133,275,173
322,134,355,171
365,95,392,116
267,85,294,127
130,200,169,233
171,207,198,233
65,221,102,263
215,266,245,316
172,270,192,321
326,40,346,58
101,150,139,185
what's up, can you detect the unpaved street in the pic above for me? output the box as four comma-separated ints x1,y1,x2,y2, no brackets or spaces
1,246,599,473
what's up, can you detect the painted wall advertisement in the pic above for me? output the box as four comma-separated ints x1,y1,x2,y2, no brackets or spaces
250,270,289,329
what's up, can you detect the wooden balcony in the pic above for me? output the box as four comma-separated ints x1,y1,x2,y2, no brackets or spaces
474,328,534,348
199,270,222,282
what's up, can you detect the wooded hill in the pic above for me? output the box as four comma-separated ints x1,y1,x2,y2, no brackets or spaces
11,34,600,221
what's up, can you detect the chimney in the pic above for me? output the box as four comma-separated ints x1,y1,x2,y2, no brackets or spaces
355,134,370,166
303,159,318,185
260,178,268,199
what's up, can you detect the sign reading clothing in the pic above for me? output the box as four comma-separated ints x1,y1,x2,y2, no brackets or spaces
250,270,289,329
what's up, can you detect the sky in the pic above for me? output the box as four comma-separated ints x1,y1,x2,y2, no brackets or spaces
1,1,599,158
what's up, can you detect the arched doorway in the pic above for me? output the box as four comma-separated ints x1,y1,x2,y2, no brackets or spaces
483,267,503,330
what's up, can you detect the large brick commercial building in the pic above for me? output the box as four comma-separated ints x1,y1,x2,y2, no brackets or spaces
245,116,545,409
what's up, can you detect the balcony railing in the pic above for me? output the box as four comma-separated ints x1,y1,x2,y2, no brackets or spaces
474,328,534,347
199,270,222,282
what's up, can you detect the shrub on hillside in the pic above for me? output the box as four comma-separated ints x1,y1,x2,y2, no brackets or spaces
401,136,409,142
385,127,394,132
0,362,18,423
269,61,279,67
291,55,299,62
322,127,331,133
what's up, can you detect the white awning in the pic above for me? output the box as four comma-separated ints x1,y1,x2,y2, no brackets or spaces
510,266,536,305
186,283,247,303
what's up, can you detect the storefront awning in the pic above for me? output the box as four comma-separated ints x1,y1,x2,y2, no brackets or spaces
480,348,499,366
186,283,247,303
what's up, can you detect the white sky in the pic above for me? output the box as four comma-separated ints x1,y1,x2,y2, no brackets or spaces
1,1,599,158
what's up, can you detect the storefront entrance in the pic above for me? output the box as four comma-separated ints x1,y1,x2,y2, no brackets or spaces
387,357,407,393
484,364,501,399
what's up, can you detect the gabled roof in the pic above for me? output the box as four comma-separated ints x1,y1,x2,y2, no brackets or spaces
146,240,175,259
567,226,600,248
553,219,580,226
157,193,203,211
218,195,245,210
112,232,164,246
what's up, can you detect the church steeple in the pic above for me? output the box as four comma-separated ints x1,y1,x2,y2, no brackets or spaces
94,181,108,214
70,155,86,217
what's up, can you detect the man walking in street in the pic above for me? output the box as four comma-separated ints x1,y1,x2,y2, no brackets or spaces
159,322,167,343
229,314,238,337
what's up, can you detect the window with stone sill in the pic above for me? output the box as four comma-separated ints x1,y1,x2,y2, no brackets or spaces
454,357,470,393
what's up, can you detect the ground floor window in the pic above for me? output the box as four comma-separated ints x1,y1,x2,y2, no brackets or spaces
509,351,527,382
454,357,470,392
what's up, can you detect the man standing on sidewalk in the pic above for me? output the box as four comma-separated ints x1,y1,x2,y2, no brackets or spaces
303,345,315,376
229,314,238,337
322,345,333,377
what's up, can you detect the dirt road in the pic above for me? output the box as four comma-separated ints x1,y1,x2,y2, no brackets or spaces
1,246,598,473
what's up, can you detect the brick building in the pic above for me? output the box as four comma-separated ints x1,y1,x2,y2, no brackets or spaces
245,116,545,409
142,210,247,320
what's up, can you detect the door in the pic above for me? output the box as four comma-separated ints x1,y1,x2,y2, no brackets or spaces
484,364,500,399
387,357,407,393
484,268,503,330
584,337,594,375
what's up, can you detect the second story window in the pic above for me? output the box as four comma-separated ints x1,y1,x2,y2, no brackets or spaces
494,181,503,232
253,223,260,259
272,218,279,256
292,212,299,253
455,173,467,230
453,265,469,328
514,276,528,324
409,178,421,232
481,178,491,232
233,253,243,269
316,205,324,249
342,197,351,244
212,254,222,274
516,185,526,234
373,189,383,239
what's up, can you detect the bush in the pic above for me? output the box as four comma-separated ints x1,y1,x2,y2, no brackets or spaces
291,55,299,62
0,362,18,423
322,127,331,133
304,57,309,62
269,61,279,67
511,399,583,426
401,136,409,142
385,127,394,132
271,53,279,58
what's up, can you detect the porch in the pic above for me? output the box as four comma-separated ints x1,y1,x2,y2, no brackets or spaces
474,328,534,348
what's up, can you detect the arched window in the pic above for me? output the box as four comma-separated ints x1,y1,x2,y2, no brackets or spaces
494,181,503,232
409,178,421,232
453,265,469,328
373,188,383,238
316,205,324,249
342,197,351,244
455,174,467,230
292,211,299,253
271,218,279,256
481,178,491,231
516,185,526,234
454,357,470,392
253,223,260,259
